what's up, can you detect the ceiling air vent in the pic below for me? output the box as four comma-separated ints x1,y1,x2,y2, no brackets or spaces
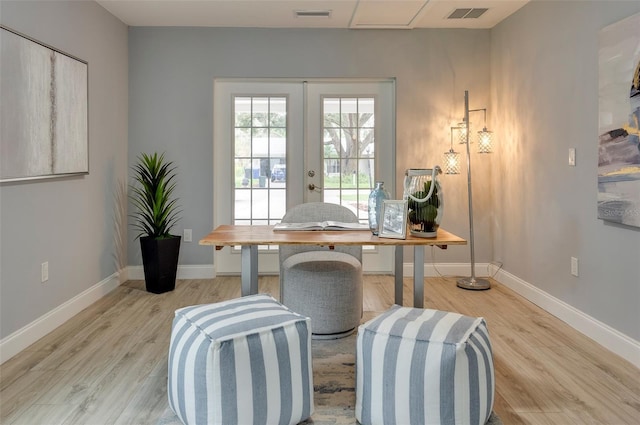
295,10,332,18
447,8,488,19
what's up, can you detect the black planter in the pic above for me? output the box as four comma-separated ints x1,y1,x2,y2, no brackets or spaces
140,235,181,294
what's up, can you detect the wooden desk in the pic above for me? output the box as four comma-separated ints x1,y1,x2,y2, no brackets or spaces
200,225,466,308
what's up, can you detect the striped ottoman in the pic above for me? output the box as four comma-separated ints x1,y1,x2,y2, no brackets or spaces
356,305,494,425
168,294,314,425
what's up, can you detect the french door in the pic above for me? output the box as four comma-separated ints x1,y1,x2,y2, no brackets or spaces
213,79,396,275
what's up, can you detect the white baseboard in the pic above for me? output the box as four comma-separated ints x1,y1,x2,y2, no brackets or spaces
493,267,640,369
127,265,216,280
0,272,122,365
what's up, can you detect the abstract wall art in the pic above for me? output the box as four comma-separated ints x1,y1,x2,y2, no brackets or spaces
598,13,640,229
1,26,88,182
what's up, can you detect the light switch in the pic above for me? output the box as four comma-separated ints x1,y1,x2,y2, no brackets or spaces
569,148,576,166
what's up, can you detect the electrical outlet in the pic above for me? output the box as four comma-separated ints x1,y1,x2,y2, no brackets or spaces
571,257,579,277
184,229,192,243
568,148,576,166
41,261,49,283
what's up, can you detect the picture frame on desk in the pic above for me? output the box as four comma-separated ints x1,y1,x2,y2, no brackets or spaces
379,200,408,239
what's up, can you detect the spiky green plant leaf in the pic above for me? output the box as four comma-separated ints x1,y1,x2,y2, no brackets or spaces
129,152,182,239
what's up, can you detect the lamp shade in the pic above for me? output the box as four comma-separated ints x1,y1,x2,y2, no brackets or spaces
443,149,461,174
478,128,493,153
458,121,472,144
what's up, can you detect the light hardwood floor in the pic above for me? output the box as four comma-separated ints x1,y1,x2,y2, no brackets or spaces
1,275,639,424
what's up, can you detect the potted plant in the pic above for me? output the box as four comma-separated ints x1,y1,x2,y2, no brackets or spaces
130,152,181,293
405,168,443,238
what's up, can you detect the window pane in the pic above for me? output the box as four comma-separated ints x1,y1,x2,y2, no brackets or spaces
323,98,340,127
359,129,374,155
252,97,269,127
359,98,375,127
252,127,268,156
269,189,286,218
324,129,339,158
343,129,357,158
234,97,252,127
340,129,349,157
252,189,268,219
269,97,286,127
234,128,251,157
234,188,251,219
234,158,252,188
358,189,372,220
323,188,341,205
341,98,358,126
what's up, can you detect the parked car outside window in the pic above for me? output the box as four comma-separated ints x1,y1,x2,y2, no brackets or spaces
271,164,286,182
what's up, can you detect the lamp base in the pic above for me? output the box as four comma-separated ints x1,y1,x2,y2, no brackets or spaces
457,277,491,291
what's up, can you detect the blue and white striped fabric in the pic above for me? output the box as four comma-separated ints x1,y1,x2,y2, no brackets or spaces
356,305,494,425
168,294,314,425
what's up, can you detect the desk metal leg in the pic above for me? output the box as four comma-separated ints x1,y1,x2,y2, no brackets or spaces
395,246,404,305
413,245,424,308
241,245,258,296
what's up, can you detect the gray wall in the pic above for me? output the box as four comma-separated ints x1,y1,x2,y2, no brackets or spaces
127,27,494,266
491,0,640,340
0,1,128,339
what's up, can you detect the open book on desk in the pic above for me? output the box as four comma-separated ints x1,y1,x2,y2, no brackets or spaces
273,221,370,231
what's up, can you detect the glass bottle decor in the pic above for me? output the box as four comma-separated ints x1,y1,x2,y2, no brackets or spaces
403,167,443,238
368,181,390,235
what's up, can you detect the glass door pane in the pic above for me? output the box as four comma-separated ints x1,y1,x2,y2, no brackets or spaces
233,96,287,251
322,97,375,224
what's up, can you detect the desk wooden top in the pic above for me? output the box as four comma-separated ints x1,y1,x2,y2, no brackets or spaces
199,225,466,250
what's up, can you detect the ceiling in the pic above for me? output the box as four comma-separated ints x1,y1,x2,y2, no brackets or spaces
96,0,529,29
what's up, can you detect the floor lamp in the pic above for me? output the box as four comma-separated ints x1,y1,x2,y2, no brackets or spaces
444,90,492,290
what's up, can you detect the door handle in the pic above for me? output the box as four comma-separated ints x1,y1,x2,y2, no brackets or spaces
308,183,323,192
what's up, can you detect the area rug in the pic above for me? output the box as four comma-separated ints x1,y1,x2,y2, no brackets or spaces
157,329,502,425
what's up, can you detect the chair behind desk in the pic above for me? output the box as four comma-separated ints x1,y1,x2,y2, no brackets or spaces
279,202,363,339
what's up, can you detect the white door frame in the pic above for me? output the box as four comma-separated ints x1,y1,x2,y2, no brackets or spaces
213,78,396,275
